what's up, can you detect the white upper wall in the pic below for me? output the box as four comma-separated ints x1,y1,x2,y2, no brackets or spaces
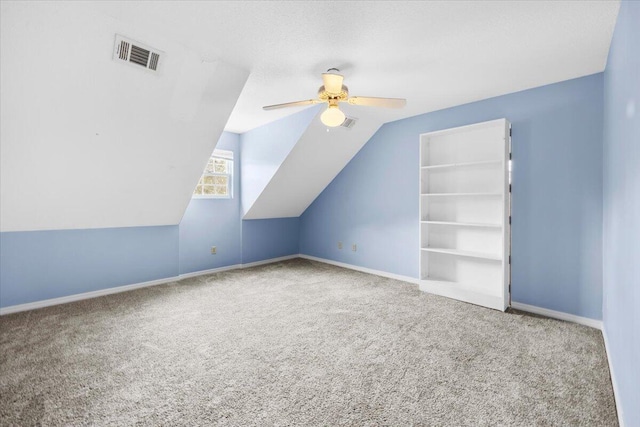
243,105,381,219
240,107,319,217
0,2,248,232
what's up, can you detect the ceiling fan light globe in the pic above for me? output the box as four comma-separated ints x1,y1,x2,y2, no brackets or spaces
321,106,346,127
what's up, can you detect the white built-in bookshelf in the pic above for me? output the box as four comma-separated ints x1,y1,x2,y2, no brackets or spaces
419,119,511,311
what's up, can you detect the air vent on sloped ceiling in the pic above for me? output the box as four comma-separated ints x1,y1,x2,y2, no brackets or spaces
340,116,358,129
113,35,163,73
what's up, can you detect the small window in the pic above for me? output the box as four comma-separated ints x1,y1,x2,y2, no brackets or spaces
193,149,233,198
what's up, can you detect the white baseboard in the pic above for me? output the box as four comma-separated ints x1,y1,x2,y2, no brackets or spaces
299,255,509,310
298,254,421,285
511,301,603,330
602,325,625,427
178,264,242,280
176,255,299,281
0,276,180,316
1,253,606,333
0,255,300,316
419,280,506,311
2,253,622,424
241,254,299,269
300,255,604,330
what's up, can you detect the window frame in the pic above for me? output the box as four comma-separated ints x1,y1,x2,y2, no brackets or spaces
192,149,234,199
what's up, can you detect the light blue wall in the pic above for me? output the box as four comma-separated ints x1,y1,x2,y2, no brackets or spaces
1,131,302,309
179,132,242,274
300,73,605,320
242,218,300,264
0,225,178,308
179,129,302,269
602,2,640,425
240,106,319,216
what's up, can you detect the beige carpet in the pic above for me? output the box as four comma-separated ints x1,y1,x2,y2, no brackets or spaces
0,258,617,426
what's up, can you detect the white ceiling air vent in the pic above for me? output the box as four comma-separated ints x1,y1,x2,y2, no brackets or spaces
113,35,163,73
340,116,358,129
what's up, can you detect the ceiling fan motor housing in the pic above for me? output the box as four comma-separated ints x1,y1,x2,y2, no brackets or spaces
318,85,349,102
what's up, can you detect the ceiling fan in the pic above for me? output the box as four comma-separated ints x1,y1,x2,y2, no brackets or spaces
262,68,407,127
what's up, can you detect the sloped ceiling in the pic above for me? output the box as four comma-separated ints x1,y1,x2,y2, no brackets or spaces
88,1,620,133
0,2,248,232
240,107,320,217
243,105,382,219
1,1,621,228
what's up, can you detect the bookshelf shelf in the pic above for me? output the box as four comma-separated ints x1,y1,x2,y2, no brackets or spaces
419,119,511,311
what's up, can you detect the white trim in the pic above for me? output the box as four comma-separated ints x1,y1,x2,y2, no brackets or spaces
300,256,606,329
193,153,233,199
419,279,506,311
212,148,233,160
178,264,242,280
299,254,421,285
0,276,179,316
602,325,625,427
511,301,603,330
0,255,299,316
300,255,510,311
1,253,623,425
241,254,299,269
0,254,606,330
508,301,621,423
175,255,299,281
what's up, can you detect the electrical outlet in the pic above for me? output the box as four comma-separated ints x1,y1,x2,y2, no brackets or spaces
338,241,343,249
211,246,217,255
352,244,357,252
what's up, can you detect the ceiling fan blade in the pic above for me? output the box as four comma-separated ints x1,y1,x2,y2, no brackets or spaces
262,99,320,110
322,72,344,93
347,96,407,108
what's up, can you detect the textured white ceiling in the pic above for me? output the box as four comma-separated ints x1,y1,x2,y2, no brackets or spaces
94,0,620,133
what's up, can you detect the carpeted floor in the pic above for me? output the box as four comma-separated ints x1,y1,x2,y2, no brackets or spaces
0,258,617,426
